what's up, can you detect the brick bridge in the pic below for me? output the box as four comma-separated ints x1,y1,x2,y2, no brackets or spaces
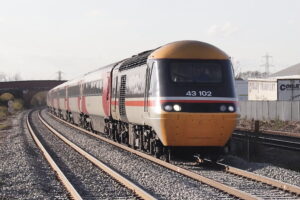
0,80,65,107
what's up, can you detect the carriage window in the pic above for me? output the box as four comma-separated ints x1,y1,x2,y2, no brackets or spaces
68,85,80,97
58,89,66,98
83,80,103,96
170,62,222,83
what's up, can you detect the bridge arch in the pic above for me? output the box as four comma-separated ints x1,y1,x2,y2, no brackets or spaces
0,80,65,108
30,90,48,107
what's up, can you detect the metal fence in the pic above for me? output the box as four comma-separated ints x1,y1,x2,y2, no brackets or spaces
239,101,300,121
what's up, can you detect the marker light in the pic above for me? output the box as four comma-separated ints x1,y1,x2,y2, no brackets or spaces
173,104,182,112
164,105,173,111
220,105,227,112
228,105,235,112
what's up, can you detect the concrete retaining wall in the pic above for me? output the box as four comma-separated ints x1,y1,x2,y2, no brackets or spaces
239,101,300,121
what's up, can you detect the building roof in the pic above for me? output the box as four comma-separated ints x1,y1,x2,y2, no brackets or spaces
270,63,300,77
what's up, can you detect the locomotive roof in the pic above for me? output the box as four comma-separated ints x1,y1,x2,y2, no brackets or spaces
149,40,229,60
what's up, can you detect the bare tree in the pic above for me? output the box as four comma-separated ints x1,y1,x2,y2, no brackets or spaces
0,72,22,81
238,71,268,80
0,72,8,81
9,73,22,81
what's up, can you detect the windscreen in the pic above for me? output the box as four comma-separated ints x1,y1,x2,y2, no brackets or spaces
170,62,222,83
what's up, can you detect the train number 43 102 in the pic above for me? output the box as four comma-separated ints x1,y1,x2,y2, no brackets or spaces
185,90,212,97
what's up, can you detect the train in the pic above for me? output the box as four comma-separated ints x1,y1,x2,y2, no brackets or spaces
47,40,238,161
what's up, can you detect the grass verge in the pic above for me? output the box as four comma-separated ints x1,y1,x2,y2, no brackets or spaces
0,121,10,130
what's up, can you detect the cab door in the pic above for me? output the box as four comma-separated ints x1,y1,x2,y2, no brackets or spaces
144,65,151,113
144,62,158,115
111,74,118,119
102,72,111,117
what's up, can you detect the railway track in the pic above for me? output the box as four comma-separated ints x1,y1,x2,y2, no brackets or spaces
26,110,152,199
26,111,81,200
236,127,300,139
45,109,300,199
189,158,300,199
40,110,234,199
233,131,300,151
231,130,300,170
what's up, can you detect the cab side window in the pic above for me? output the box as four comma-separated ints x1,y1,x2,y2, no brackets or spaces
149,62,158,97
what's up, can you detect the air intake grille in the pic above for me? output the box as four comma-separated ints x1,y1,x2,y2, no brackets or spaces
119,50,154,71
119,75,127,116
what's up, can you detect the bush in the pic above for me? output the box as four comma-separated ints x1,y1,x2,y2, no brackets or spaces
0,106,8,120
0,106,7,113
12,99,24,111
0,93,14,102
0,122,9,130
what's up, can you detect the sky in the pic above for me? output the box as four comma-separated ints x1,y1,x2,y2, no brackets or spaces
0,0,299,80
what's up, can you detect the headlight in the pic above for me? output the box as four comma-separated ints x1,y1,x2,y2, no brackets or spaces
173,104,182,112
164,104,173,111
220,105,227,112
228,105,235,112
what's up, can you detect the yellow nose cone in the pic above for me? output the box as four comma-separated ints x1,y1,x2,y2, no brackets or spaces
160,112,237,146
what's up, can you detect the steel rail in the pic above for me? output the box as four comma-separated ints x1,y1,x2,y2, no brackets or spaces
221,163,300,195
198,158,300,196
48,112,260,200
235,128,300,139
26,112,82,200
233,132,300,151
38,112,156,200
261,129,300,139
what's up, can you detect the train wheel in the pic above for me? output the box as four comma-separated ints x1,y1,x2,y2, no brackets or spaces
115,130,121,143
150,140,155,155
88,122,94,132
138,131,144,150
154,140,163,159
208,147,223,162
209,154,219,163
113,129,117,142
121,131,128,145
154,147,161,158
132,132,137,149
164,147,171,162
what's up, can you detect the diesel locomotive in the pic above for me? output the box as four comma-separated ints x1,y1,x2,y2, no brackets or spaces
47,40,238,160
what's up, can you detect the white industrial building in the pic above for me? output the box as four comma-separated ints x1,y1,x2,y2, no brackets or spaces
234,62,300,101
238,63,300,121
248,76,300,101
248,78,277,100
248,62,300,101
235,80,248,101
270,63,300,77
